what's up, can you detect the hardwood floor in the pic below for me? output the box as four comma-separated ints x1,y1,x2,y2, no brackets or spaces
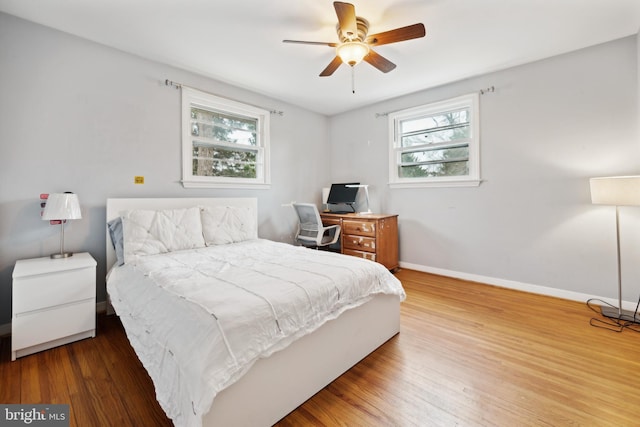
2,269,640,426
1,308,173,426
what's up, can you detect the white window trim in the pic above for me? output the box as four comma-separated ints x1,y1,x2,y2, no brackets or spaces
181,87,271,189
388,93,481,188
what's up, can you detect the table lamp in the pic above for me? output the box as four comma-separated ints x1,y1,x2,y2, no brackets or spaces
590,176,640,322
346,184,371,214
42,192,82,259
322,187,330,212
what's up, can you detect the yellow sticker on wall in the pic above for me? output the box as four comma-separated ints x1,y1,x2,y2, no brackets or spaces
134,176,144,184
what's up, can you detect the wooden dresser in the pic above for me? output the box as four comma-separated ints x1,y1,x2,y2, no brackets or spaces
320,212,398,271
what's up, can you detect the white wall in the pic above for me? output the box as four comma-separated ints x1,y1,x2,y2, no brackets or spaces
329,36,640,305
0,13,329,325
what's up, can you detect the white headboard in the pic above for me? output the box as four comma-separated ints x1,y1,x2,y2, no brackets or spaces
106,197,258,270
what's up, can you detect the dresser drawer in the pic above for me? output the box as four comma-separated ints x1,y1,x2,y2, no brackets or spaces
342,220,376,237
343,249,376,261
343,235,376,253
13,267,95,313
12,299,95,350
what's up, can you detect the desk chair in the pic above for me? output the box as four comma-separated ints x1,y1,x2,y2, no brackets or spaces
292,203,341,248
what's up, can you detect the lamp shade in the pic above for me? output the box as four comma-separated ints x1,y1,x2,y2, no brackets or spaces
590,176,640,206
42,193,82,220
322,187,330,204
336,41,370,66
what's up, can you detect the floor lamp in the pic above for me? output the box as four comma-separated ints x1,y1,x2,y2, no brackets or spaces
590,176,640,323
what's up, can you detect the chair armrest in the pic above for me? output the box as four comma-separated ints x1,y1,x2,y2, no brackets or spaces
322,224,341,245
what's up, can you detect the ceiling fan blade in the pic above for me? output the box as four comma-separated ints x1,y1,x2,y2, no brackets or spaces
283,39,338,47
365,23,426,46
334,2,358,40
364,50,396,73
320,56,343,77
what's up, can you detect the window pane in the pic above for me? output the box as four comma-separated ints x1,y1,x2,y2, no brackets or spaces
400,146,469,164
191,107,257,146
401,109,468,133
193,145,257,178
401,124,469,146
398,161,469,178
400,109,470,147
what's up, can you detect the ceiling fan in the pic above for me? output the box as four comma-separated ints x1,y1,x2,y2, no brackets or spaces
283,1,426,77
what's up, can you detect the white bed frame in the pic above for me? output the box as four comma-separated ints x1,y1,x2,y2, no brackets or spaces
106,197,400,427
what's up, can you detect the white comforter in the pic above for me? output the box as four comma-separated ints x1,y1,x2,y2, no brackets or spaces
107,239,405,427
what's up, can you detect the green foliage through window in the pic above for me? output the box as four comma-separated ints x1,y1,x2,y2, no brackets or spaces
190,107,258,178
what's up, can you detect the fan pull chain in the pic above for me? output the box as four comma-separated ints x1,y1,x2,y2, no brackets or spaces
351,66,355,94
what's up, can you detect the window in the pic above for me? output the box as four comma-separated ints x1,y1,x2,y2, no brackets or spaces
388,93,480,188
181,87,270,188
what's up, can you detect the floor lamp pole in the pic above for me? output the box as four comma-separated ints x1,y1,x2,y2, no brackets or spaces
614,205,622,317
600,206,637,322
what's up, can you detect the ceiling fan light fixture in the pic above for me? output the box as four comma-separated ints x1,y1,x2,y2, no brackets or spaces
336,41,370,66
284,2,425,77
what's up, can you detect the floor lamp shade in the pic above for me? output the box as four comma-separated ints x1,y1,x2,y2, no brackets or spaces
590,176,640,206
42,193,82,258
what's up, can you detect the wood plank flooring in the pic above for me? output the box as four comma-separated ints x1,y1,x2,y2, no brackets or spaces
2,269,640,426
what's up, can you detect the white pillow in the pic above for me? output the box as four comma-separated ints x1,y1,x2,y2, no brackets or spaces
122,207,205,263
200,206,257,245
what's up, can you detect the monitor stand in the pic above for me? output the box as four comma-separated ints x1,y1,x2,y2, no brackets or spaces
328,203,356,215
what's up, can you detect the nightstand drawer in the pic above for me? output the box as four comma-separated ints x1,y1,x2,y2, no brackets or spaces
343,249,376,261
342,220,376,237
343,235,376,252
13,268,94,314
12,299,95,350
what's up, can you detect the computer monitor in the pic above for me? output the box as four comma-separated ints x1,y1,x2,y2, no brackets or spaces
327,183,360,212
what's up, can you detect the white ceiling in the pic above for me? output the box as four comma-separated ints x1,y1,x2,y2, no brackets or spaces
1,0,639,115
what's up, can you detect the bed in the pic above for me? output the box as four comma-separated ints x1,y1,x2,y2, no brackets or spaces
105,197,404,427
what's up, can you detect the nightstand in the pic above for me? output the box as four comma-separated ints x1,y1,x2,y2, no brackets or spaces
11,252,97,361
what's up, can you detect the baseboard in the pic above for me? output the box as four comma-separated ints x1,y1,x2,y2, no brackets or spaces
0,302,110,338
399,261,639,312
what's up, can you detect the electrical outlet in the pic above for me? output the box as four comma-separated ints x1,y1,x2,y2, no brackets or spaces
134,176,144,184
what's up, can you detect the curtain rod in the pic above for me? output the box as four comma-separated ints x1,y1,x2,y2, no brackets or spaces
164,79,284,116
374,85,495,118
